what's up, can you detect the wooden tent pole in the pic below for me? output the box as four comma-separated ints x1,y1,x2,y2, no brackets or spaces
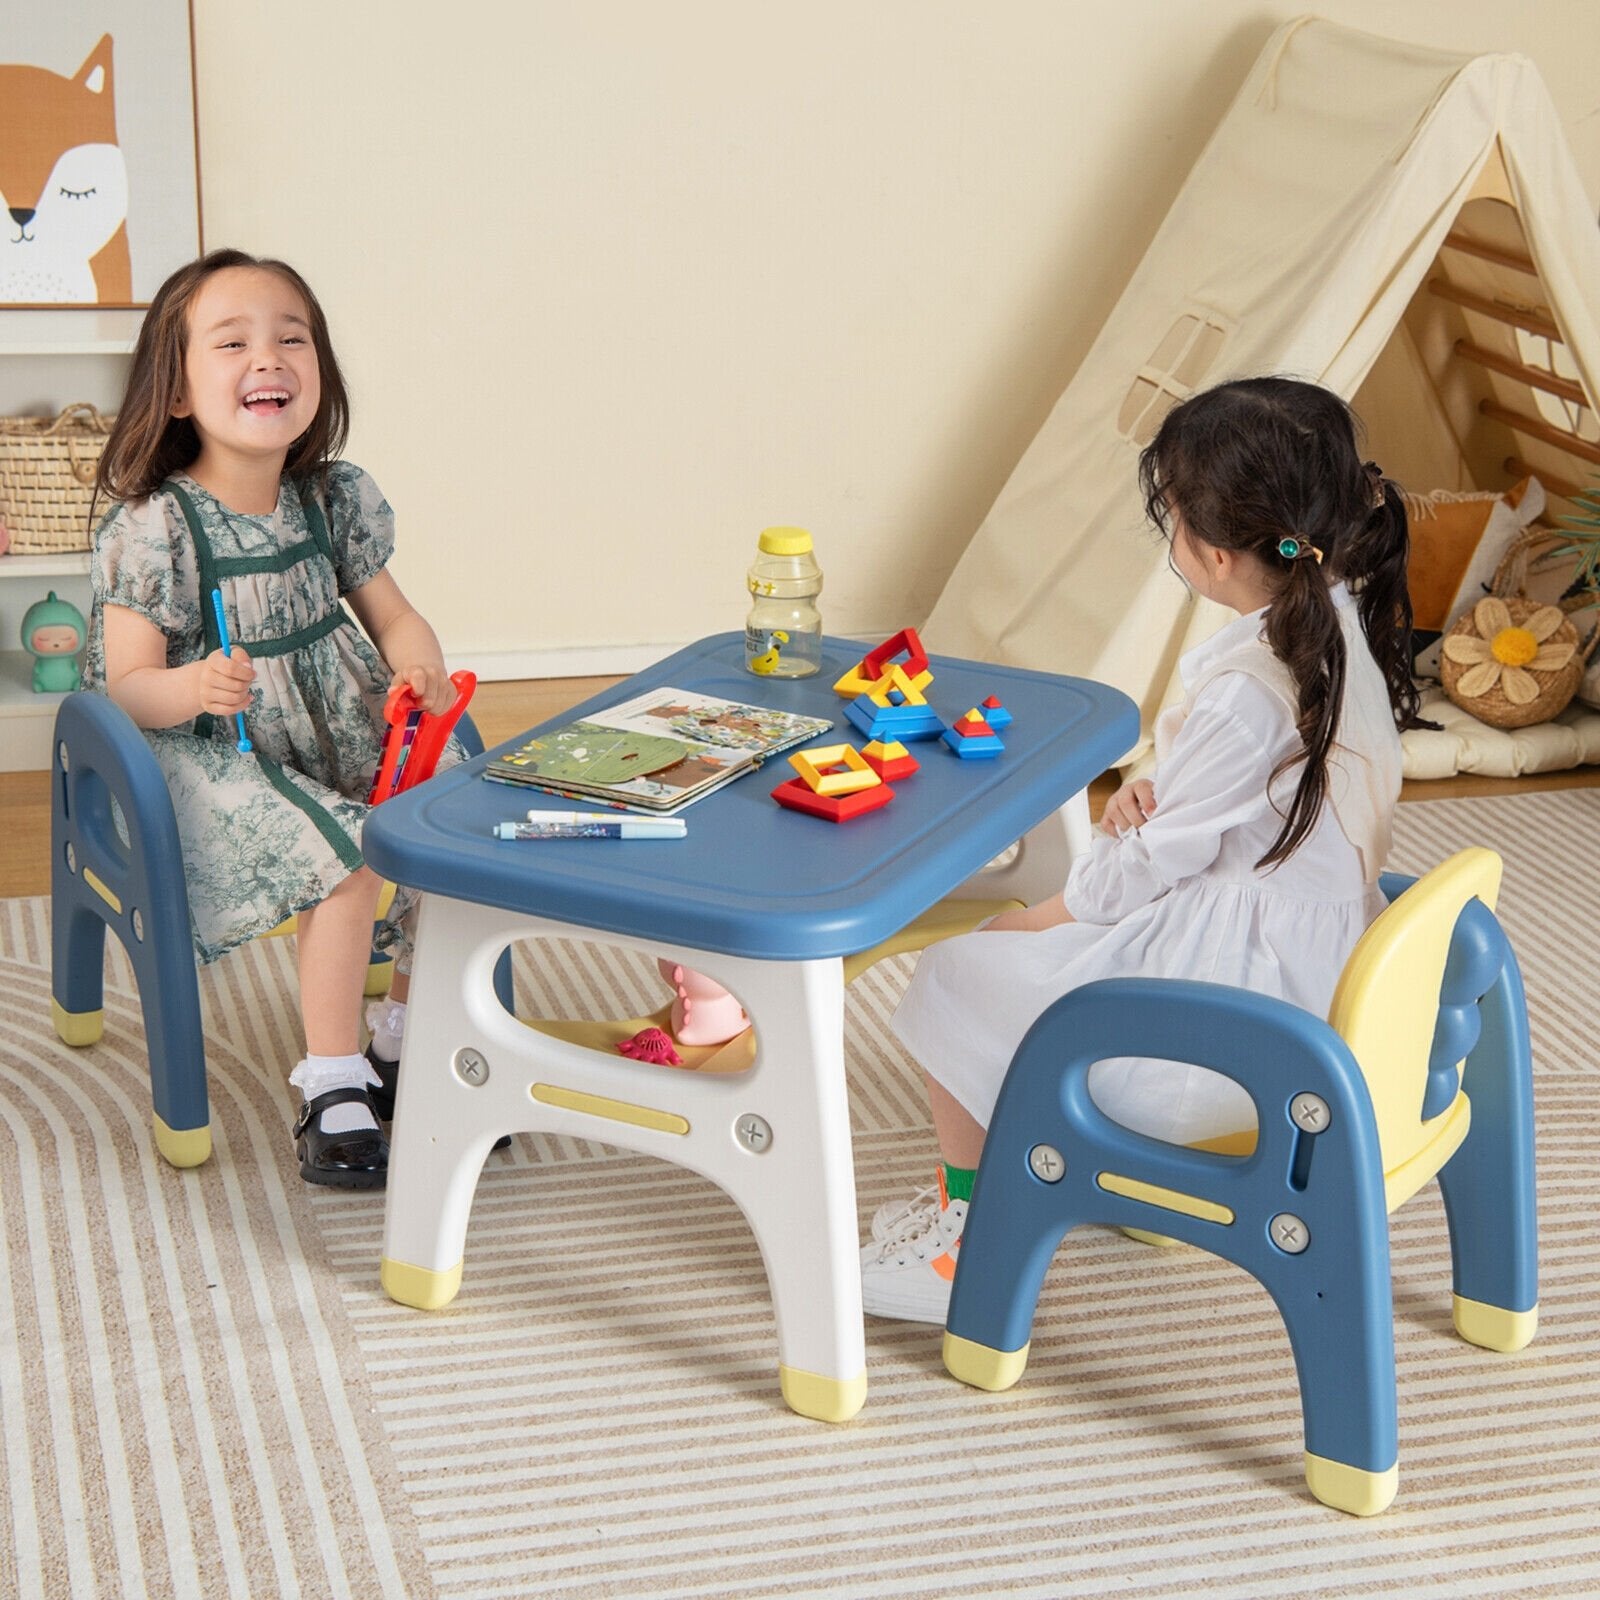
1456,340,1589,406
1505,457,1586,502
1443,231,1538,276
1480,399,1600,465
1428,279,1561,340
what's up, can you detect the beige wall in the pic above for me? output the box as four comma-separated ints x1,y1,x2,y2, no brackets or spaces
192,1,1600,677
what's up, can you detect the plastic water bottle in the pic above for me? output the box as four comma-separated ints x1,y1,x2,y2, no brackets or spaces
744,526,823,678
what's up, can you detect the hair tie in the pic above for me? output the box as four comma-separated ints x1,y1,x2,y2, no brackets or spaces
1277,536,1324,565
1363,460,1386,510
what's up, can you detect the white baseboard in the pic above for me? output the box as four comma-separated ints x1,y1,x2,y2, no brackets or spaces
449,640,693,682
451,632,890,683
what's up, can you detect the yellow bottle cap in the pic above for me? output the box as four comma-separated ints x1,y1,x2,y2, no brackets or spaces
757,526,814,556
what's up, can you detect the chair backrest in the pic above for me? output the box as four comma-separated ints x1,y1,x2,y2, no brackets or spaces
1327,848,1501,1197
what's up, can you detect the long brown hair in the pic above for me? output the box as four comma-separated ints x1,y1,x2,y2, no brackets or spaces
94,248,350,509
1138,376,1424,870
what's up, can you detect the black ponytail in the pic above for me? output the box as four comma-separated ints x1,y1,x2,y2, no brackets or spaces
1338,476,1427,734
1139,377,1424,871
1258,556,1345,869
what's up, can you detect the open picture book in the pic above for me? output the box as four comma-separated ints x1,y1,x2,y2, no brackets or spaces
482,687,833,814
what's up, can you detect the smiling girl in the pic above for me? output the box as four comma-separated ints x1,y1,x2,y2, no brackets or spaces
88,249,459,1189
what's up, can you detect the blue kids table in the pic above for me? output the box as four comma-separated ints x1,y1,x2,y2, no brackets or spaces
363,632,1136,1422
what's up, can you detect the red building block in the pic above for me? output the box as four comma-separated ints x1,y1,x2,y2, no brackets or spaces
772,775,896,821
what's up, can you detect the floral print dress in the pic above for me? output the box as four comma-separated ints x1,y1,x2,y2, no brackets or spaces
85,462,446,964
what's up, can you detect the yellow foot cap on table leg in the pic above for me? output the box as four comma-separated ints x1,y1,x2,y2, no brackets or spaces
52,999,104,1048
778,1364,867,1422
943,1331,1029,1392
381,1256,463,1310
1454,1293,1538,1352
152,1113,211,1169
1304,1452,1397,1516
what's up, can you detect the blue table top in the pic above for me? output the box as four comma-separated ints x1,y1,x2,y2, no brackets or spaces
362,633,1137,961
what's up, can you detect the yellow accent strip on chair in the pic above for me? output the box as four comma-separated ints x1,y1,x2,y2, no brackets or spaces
1304,1451,1398,1516
381,1256,464,1310
81,867,121,914
1454,1293,1538,1352
152,1113,212,1169
943,1331,1030,1392
52,998,104,1048
531,1083,689,1135
1097,1171,1235,1225
778,1363,867,1422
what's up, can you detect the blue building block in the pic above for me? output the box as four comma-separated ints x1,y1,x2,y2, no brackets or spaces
942,727,1004,758
845,697,946,741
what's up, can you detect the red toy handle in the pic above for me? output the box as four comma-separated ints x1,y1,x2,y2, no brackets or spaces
367,670,477,804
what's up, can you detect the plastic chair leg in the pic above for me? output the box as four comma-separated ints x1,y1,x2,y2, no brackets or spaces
51,897,108,1046
944,1158,1070,1391
1438,950,1538,1351
1277,1258,1399,1516
127,917,211,1167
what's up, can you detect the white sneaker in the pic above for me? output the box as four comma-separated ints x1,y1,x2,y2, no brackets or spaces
869,1183,939,1242
860,1173,966,1324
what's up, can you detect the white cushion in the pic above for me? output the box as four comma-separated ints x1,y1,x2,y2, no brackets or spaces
1402,684,1600,779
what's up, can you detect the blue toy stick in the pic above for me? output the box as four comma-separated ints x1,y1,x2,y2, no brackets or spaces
210,588,253,753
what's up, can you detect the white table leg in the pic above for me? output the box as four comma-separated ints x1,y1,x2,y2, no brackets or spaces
704,955,866,1422
378,900,867,1421
379,894,519,1309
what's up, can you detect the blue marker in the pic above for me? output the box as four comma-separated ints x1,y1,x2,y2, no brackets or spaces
210,588,253,753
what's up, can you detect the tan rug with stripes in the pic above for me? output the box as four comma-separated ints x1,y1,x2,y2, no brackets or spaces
2,791,1596,1599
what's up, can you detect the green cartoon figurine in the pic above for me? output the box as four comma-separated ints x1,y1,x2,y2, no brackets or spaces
21,590,86,692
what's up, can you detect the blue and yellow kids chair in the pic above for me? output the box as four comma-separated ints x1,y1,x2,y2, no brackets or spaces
47,692,484,1169
942,848,1536,1516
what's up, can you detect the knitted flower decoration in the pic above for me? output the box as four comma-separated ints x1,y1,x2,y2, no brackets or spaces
1442,597,1576,705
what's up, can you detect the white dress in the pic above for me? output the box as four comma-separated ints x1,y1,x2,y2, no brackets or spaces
890,583,1403,1145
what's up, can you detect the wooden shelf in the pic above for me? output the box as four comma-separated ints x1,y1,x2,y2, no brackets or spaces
0,552,91,579
0,307,142,355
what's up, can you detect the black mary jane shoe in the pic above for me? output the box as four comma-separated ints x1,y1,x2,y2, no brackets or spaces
363,1045,512,1152
363,1045,399,1122
293,1087,389,1189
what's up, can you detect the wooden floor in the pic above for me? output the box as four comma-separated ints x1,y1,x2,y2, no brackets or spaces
3,676,1598,900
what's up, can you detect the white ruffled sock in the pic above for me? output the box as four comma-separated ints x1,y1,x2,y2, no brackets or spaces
365,999,407,1064
290,1053,383,1134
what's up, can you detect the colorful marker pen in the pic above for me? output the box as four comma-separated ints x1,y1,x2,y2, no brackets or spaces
494,819,687,841
210,588,253,753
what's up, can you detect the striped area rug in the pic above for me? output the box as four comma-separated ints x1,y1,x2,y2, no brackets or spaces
1,790,1596,1598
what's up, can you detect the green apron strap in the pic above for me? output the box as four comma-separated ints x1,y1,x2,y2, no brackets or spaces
164,480,222,742
300,482,337,569
165,480,222,653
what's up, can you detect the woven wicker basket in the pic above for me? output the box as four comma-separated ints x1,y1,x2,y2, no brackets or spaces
1440,593,1595,729
0,403,115,554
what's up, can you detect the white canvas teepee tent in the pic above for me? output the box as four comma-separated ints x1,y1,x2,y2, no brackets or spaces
921,14,1600,764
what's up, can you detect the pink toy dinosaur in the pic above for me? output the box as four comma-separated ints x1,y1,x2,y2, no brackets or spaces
657,959,750,1046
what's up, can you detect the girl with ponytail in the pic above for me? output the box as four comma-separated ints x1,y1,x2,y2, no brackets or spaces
862,376,1420,1326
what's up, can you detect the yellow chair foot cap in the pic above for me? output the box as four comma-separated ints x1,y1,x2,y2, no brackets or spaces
52,999,104,1048
381,1256,463,1310
1454,1293,1537,1352
153,1113,211,1169
778,1363,866,1422
943,1331,1029,1391
1305,1452,1397,1516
